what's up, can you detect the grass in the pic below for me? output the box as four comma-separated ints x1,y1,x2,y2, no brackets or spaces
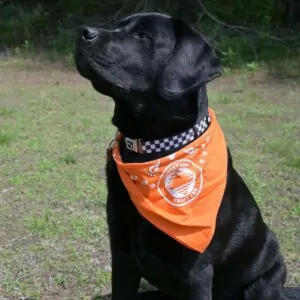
0,130,14,146
0,57,299,299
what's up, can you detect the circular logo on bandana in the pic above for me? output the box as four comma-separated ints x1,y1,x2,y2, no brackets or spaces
158,159,203,207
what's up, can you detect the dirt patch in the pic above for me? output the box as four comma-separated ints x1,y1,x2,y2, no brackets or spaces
0,58,86,87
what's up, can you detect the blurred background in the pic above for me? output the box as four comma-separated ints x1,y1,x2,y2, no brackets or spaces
0,0,300,67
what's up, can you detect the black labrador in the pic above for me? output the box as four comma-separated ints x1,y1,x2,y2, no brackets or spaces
75,12,300,300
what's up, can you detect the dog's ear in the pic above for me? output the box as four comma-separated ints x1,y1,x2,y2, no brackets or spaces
158,19,223,100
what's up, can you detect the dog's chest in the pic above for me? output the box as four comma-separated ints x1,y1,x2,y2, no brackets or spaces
107,157,211,295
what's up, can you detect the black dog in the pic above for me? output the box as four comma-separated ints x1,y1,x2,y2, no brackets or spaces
75,12,300,300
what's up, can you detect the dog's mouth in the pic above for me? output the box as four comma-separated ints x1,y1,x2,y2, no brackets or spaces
87,51,117,66
75,47,126,93
76,47,109,75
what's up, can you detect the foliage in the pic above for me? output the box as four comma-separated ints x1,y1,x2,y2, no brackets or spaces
0,0,299,67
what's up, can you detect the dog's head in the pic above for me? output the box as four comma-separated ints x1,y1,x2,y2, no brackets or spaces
75,13,222,138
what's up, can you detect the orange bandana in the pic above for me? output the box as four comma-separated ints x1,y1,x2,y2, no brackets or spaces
111,108,227,253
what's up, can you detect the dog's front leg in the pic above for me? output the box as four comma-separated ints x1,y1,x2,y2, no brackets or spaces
107,207,142,300
106,160,142,300
110,247,141,300
185,264,213,300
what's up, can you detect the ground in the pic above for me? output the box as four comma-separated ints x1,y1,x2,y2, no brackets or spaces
0,57,299,300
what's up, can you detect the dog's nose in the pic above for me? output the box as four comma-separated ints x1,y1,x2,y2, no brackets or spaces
82,27,98,41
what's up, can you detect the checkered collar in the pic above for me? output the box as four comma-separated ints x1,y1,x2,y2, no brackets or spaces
123,112,210,154
114,86,210,155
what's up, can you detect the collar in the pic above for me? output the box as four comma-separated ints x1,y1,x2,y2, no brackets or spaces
123,86,209,154
124,113,210,154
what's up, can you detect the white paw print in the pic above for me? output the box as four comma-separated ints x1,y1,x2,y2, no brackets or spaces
183,147,196,155
130,175,138,181
168,153,176,160
141,179,149,185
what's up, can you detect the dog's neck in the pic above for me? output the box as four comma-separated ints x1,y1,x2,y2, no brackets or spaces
116,87,210,163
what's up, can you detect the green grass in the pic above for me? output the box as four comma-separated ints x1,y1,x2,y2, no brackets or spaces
0,57,299,299
0,130,14,146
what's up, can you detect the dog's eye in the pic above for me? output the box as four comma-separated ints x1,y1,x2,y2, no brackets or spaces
132,31,151,39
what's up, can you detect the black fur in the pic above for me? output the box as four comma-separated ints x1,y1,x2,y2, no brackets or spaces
75,12,300,300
